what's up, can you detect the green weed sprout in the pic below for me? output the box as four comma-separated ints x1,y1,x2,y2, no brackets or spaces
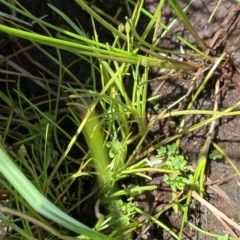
158,143,192,192
158,143,193,213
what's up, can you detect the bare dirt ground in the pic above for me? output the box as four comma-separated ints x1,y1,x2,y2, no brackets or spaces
145,1,240,239
1,0,240,239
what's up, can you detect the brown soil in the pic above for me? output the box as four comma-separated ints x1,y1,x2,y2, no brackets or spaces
146,1,240,239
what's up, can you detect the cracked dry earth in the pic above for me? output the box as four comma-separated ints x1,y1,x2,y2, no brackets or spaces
1,0,240,239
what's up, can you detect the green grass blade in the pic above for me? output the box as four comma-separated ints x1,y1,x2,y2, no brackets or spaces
47,4,88,37
0,145,112,239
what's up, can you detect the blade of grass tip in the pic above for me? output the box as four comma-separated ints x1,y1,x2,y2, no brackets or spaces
152,0,164,44
89,4,122,26
140,0,163,42
0,0,64,34
47,4,88,38
0,11,32,26
188,221,236,239
125,18,179,54
159,22,208,58
75,0,126,40
168,0,207,51
211,141,240,177
0,145,113,239
127,0,154,18
130,0,144,29
207,0,223,25
0,54,57,96
159,0,195,40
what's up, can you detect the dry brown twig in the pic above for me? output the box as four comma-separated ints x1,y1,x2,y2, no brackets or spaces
192,190,240,239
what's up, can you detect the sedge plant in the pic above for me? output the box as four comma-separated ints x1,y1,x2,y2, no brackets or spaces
0,0,240,239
